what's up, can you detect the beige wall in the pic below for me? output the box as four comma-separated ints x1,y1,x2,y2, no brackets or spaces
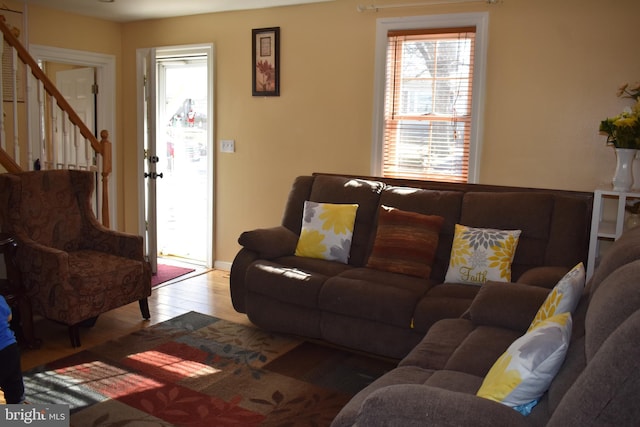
26,4,125,223
23,0,640,266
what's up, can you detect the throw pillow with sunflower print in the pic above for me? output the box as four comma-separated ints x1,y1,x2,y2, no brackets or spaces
295,201,358,264
445,224,521,285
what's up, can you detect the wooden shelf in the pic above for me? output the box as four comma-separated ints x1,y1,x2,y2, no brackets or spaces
587,188,640,279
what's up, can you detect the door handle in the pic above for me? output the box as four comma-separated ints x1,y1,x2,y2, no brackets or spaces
144,172,164,179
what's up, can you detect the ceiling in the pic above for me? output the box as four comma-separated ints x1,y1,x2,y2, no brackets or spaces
23,0,334,23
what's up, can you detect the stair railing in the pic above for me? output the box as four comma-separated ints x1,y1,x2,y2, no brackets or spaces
0,15,112,227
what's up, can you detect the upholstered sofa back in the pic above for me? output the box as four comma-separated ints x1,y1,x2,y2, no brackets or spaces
544,226,640,424
280,173,592,282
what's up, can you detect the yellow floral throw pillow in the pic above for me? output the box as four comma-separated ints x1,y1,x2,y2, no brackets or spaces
444,224,521,285
295,201,359,264
528,262,585,332
477,312,572,416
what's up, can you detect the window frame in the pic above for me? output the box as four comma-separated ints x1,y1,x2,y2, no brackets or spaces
370,12,489,183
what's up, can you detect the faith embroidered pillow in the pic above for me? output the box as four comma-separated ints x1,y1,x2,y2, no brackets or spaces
295,201,359,264
366,206,444,279
444,224,521,285
528,262,585,332
477,312,572,415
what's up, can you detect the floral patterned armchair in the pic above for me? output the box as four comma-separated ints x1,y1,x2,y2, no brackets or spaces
0,170,151,347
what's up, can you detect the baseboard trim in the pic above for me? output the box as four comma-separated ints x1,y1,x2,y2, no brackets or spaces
214,260,232,271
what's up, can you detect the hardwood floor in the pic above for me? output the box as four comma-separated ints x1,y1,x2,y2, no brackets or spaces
19,268,251,371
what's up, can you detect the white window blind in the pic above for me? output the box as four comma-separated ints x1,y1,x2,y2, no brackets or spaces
382,27,475,182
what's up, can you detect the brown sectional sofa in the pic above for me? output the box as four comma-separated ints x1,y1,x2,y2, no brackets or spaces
230,173,592,359
332,224,640,426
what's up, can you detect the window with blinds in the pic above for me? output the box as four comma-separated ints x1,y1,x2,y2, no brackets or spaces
382,27,476,182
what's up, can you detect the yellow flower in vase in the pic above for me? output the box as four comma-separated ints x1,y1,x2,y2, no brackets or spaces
600,82,640,149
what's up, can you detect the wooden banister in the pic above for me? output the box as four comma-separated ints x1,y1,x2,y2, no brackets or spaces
0,16,102,153
0,15,112,227
0,146,21,173
100,130,112,228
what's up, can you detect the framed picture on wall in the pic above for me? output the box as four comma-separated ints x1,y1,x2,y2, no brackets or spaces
252,27,280,97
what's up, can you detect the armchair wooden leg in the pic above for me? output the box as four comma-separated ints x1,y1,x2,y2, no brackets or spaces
68,325,81,348
139,298,150,319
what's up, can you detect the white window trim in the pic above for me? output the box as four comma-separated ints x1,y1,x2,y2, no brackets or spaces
370,12,489,183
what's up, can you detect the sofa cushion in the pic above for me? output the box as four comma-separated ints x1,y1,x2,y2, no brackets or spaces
460,192,555,281
546,335,586,414
516,266,572,289
443,325,522,377
412,283,480,333
269,255,354,277
424,370,484,394
468,281,549,333
320,312,422,359
366,206,444,279
445,224,521,285
546,310,640,427
308,175,384,267
477,313,572,415
585,260,640,362
400,318,477,370
353,383,531,427
586,225,640,295
319,268,430,328
295,201,358,264
246,293,323,338
528,262,584,331
281,175,315,233
543,195,591,270
376,187,464,282
245,259,339,308
330,365,436,427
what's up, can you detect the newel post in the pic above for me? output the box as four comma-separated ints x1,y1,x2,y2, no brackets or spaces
100,129,112,228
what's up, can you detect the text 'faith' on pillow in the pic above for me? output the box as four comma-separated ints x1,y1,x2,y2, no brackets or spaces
445,224,521,285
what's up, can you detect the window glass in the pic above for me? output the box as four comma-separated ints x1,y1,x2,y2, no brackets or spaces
372,14,488,183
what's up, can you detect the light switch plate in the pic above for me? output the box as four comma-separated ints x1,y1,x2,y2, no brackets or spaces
220,140,235,153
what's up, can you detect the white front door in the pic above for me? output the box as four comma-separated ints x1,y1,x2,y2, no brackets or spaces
137,45,214,272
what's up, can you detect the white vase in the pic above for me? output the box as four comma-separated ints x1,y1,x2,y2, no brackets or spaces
612,148,637,191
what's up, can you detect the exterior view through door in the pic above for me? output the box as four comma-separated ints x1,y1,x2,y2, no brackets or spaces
140,45,213,272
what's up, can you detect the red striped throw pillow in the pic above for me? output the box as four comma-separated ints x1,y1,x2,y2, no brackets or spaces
366,205,444,279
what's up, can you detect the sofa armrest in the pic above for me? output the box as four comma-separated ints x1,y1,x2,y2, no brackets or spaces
229,248,261,313
352,384,528,427
238,226,298,259
517,266,570,289
467,281,549,332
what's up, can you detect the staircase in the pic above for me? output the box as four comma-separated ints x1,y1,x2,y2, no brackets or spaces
0,15,112,227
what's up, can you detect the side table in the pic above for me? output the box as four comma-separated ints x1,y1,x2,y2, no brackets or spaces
586,188,640,280
0,233,40,349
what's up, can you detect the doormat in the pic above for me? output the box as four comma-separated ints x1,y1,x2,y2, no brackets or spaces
22,311,396,426
152,264,195,287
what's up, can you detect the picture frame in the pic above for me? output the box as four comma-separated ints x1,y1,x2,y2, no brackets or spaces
252,27,280,97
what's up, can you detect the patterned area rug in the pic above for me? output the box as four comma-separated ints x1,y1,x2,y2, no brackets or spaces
23,312,396,426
